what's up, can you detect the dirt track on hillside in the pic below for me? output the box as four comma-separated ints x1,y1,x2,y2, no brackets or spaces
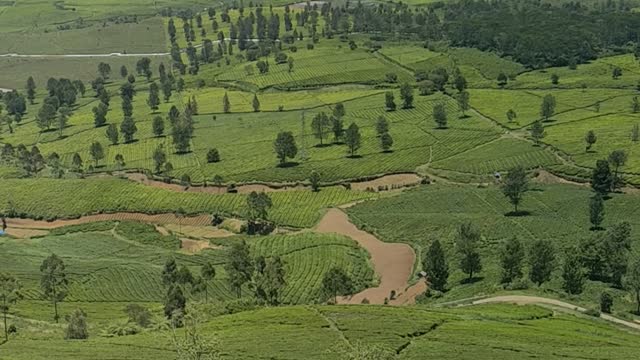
472,295,640,331
6,213,212,229
315,208,426,305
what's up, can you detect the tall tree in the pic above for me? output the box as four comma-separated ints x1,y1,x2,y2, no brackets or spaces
57,106,71,138
0,273,21,342
502,166,529,213
585,130,597,152
456,223,482,281
273,131,297,165
106,123,119,145
311,112,331,145
89,141,105,167
26,76,36,104
376,116,389,137
120,65,128,79
120,116,138,143
529,239,555,286
153,147,167,174
562,249,585,294
223,92,231,113
331,116,344,143
399,83,414,109
226,240,253,297
500,237,525,283
36,103,56,131
200,262,216,303
246,191,273,221
380,132,393,152
344,123,361,157
321,267,353,303
592,159,612,196
625,255,640,314
423,239,449,292
162,258,179,286
540,94,556,121
40,254,68,323
456,90,470,117
152,116,165,137
433,103,447,129
92,102,108,127
147,82,161,111
530,120,545,145
608,150,628,191
384,91,396,111
164,284,186,321
590,194,605,230
98,62,112,79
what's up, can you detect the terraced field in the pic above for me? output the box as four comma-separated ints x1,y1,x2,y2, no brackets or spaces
1,222,373,305
348,182,640,311
4,304,640,359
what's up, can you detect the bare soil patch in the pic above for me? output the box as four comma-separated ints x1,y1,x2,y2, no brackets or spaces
166,224,234,238
315,208,424,305
5,228,49,238
6,213,212,230
180,238,223,254
350,173,422,191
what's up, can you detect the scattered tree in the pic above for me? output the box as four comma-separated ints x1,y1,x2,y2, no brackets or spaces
147,82,161,111
502,166,529,214
423,239,448,292
252,94,260,112
0,273,21,342
590,194,605,230
89,141,105,167
225,240,253,297
540,94,556,121
380,132,393,152
223,92,231,113
506,109,517,122
399,83,414,109
500,238,525,283
153,147,167,174
585,130,597,152
106,123,119,145
562,249,585,294
152,116,165,137
608,150,628,191
433,103,447,129
321,267,353,303
311,112,331,146
625,255,640,314
310,170,321,192
120,116,137,143
344,123,361,157
529,239,555,286
592,159,613,196
384,91,396,111
530,120,545,145
206,148,220,163
456,223,482,281
40,254,68,323
273,131,297,165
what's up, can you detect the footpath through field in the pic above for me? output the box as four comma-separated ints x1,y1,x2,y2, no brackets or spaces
315,208,426,305
470,295,640,331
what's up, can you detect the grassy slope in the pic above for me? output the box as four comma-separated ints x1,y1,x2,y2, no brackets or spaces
2,304,639,359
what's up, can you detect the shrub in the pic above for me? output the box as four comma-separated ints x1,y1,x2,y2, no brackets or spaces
584,308,601,317
290,46,297,53
125,303,152,328
196,79,206,88
65,309,89,340
307,43,314,50
207,148,220,163
600,291,613,314
275,52,288,64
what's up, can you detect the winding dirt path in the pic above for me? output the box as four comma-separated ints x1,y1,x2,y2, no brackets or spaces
315,208,426,305
121,172,423,194
471,295,640,331
5,212,212,230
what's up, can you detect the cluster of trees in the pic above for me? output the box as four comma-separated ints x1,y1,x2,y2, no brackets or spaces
422,219,640,311
162,257,217,324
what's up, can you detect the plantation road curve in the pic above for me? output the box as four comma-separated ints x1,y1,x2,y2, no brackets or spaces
315,208,426,305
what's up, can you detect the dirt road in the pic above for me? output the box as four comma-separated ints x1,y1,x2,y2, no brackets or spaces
315,208,426,305
472,295,640,331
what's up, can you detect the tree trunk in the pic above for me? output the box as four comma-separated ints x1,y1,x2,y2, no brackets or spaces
54,299,59,323
3,311,7,342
